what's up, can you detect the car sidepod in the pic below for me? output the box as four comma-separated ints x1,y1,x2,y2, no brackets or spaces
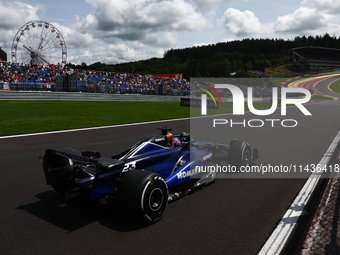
165,147,214,189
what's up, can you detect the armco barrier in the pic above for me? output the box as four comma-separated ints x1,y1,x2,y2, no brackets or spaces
0,91,267,102
0,91,185,102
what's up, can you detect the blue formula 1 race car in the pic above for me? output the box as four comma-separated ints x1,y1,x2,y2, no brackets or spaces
41,127,258,224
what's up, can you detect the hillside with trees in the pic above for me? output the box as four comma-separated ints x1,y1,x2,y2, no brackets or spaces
69,34,340,78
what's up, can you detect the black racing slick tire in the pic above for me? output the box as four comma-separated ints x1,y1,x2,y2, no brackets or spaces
229,140,251,169
117,170,169,224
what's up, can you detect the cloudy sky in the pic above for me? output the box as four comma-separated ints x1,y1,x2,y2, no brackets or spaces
0,0,339,65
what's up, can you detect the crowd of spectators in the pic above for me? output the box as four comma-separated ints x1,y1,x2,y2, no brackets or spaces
0,62,72,84
80,71,190,95
0,62,190,95
265,67,300,76
0,62,289,98
248,68,301,77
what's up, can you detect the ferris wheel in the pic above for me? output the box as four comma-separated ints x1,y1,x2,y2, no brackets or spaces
11,20,67,66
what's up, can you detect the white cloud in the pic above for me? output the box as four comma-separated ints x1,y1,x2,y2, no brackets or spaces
303,0,340,14
55,23,97,49
62,0,214,64
220,8,274,37
274,7,327,34
0,1,39,30
80,0,212,42
189,0,234,15
68,42,164,65
0,1,40,60
3,0,340,66
220,5,332,37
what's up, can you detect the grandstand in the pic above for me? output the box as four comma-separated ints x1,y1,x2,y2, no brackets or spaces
0,63,190,95
288,46,340,70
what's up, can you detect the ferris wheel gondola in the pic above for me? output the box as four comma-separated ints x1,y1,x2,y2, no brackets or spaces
11,20,67,66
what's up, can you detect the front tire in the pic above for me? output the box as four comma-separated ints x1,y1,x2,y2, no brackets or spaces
229,140,251,169
117,170,169,224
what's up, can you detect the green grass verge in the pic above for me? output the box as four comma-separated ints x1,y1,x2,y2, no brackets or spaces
330,79,340,94
311,95,334,101
0,101,191,136
0,100,278,136
190,101,274,116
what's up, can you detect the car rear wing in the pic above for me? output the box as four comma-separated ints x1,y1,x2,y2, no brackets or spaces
41,149,126,199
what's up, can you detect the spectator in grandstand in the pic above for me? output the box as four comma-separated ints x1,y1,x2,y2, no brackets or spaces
0,62,190,95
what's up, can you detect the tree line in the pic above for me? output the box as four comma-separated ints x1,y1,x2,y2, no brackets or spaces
69,33,340,78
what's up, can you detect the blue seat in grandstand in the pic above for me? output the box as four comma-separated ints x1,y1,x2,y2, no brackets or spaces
89,77,99,83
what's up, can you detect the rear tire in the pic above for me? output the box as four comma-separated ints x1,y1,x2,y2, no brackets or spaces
117,170,169,224
229,140,251,170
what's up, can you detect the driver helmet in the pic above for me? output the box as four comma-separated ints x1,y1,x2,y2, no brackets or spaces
166,133,173,143
172,137,181,147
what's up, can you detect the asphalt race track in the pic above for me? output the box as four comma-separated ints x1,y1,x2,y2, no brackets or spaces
1,75,340,255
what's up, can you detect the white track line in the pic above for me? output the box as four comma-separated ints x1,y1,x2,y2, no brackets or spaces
258,129,340,255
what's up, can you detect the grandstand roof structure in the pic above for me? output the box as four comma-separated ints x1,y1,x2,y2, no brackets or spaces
288,46,340,69
0,47,7,62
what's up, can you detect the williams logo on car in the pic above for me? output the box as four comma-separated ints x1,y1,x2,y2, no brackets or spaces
176,168,200,179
